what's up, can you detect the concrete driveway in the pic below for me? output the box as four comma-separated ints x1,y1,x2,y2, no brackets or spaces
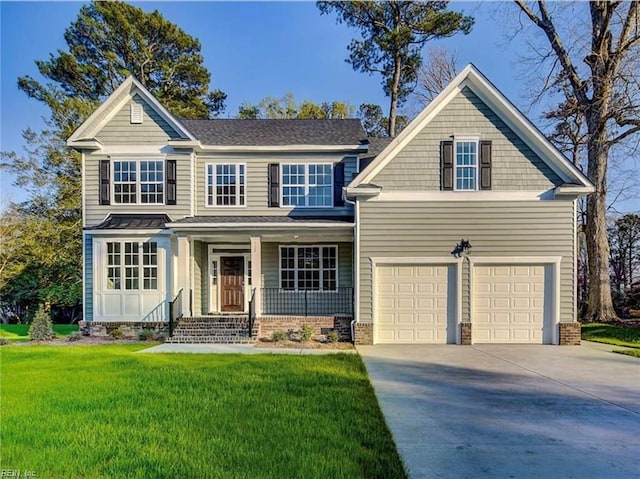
358,343,640,479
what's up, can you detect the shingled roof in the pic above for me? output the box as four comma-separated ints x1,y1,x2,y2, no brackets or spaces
179,119,367,146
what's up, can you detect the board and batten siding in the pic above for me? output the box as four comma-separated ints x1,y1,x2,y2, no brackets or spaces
371,87,562,191
261,242,353,288
84,152,192,226
194,153,357,217
95,95,183,145
84,234,93,321
358,200,575,324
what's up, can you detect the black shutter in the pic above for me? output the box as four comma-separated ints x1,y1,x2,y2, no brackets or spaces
166,159,177,205
440,141,454,191
333,162,345,206
480,141,492,190
99,159,110,205
268,163,280,207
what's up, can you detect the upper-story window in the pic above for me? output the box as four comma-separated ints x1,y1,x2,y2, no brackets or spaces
206,163,246,207
113,160,164,204
455,140,478,191
281,163,333,207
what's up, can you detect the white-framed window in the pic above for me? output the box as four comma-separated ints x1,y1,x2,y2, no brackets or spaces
206,163,246,207
105,241,158,291
281,163,333,207
279,245,337,291
113,160,164,204
454,139,478,191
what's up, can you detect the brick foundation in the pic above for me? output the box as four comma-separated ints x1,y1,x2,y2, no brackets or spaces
354,322,373,345
559,322,581,345
257,316,352,341
460,322,472,345
80,321,167,338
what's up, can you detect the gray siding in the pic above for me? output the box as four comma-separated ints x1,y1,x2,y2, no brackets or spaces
261,242,353,288
96,94,182,144
84,234,93,321
192,241,203,316
194,153,356,217
358,200,575,324
371,87,562,190
84,152,192,226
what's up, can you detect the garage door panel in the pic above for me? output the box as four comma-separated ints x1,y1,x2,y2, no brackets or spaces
376,264,454,344
474,264,547,344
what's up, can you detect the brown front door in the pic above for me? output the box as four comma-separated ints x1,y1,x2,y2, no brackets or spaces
220,257,244,312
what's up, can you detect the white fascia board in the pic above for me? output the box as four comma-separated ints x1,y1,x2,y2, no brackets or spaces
372,190,555,202
553,185,595,197
197,144,368,153
351,63,594,190
345,185,383,197
67,76,196,146
83,229,173,236
67,139,103,150
167,222,354,230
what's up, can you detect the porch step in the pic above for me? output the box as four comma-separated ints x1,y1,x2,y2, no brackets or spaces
167,316,257,344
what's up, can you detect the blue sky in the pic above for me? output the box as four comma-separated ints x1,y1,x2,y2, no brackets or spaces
1,2,637,212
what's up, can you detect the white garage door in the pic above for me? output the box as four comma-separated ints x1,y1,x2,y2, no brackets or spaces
473,265,545,343
376,264,452,344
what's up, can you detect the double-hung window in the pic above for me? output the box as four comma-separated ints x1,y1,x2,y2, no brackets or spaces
106,241,158,291
454,140,478,191
113,160,164,204
206,163,246,206
281,163,333,207
280,245,337,291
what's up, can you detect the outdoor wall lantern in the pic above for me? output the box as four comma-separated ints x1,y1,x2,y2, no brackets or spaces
451,239,472,258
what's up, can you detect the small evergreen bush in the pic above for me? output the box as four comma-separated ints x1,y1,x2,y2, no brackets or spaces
67,331,82,342
300,323,314,342
110,327,125,340
29,305,55,341
326,331,339,343
139,330,155,341
271,330,286,341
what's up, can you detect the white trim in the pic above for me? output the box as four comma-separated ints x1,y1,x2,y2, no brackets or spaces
198,144,367,153
370,257,463,345
350,64,593,190
278,244,339,292
573,199,578,322
101,145,177,155
554,185,596,196
84,229,172,236
204,162,247,208
111,158,166,206
371,190,555,202
167,222,354,229
468,256,562,345
207,248,251,314
453,137,480,192
68,76,196,145
354,199,360,323
280,162,334,209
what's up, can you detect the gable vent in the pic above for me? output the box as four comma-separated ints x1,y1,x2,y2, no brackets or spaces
130,103,143,124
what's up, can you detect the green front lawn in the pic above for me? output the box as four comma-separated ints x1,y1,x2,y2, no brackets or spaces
0,345,406,478
581,322,640,358
0,324,78,341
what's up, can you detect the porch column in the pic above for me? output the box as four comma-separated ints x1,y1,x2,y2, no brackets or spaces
177,235,191,316
250,236,262,316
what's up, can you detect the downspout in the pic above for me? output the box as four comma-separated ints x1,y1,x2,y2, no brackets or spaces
344,188,359,343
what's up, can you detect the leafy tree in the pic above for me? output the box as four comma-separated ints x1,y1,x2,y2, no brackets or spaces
357,103,409,137
609,214,640,310
514,1,640,322
317,1,473,136
236,95,355,120
1,2,225,322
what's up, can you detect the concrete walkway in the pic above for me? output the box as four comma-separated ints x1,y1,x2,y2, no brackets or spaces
140,343,356,355
359,344,640,479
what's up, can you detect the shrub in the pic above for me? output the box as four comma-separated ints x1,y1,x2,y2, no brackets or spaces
300,323,314,342
326,331,339,343
0,338,9,346
271,330,286,341
67,331,82,342
110,327,124,340
29,305,55,341
139,330,155,341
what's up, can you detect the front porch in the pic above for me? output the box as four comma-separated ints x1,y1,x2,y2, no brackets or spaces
169,217,354,343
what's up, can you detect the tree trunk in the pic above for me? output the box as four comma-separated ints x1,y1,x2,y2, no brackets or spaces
388,56,402,137
584,115,618,322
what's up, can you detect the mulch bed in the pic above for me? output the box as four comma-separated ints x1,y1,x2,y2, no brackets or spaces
2,338,153,347
255,338,354,350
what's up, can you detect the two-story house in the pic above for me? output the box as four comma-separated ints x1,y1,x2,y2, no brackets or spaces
68,64,593,345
